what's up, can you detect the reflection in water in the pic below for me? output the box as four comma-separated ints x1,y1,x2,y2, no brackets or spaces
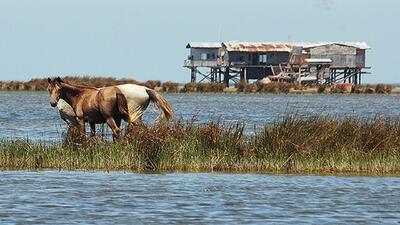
1,92,400,140
0,171,399,224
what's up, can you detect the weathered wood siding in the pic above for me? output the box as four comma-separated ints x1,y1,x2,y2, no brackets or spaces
224,51,290,66
187,48,219,67
309,44,361,68
310,44,356,55
190,48,219,61
356,49,366,68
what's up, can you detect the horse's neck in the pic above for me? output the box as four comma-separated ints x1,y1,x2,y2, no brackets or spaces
60,83,86,108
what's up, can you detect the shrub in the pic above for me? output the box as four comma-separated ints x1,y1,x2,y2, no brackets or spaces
331,83,352,94
255,82,278,93
0,76,142,91
162,81,179,92
115,78,140,85
375,84,386,94
244,83,256,93
144,80,161,89
364,87,375,94
386,85,394,94
352,85,364,94
210,83,226,92
277,83,293,93
318,85,327,93
235,82,246,92
196,83,225,92
183,83,197,92
236,82,255,93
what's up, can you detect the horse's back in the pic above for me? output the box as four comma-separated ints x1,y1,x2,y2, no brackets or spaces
97,86,120,102
116,84,151,123
117,84,150,106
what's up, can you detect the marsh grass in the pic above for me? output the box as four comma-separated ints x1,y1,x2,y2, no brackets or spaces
1,76,398,95
1,117,400,174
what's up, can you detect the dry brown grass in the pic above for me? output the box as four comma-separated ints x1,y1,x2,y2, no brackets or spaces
1,117,400,174
161,81,179,92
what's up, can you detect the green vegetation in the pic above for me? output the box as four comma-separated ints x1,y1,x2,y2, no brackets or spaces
161,81,180,92
1,76,396,94
1,117,400,174
236,82,301,93
182,82,225,93
0,76,141,91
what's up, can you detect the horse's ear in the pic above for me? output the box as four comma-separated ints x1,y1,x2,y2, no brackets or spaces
56,77,63,83
48,77,52,83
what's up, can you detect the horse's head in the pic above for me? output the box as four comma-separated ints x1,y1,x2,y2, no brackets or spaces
47,77,63,107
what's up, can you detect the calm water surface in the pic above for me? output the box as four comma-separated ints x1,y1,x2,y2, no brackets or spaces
0,171,399,224
1,92,400,140
1,93,400,224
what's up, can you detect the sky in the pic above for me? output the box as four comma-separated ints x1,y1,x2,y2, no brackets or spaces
0,0,399,83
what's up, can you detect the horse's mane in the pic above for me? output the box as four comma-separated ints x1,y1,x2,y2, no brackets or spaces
61,81,98,90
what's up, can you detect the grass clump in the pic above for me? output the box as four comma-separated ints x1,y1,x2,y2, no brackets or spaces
351,84,395,94
194,83,225,93
182,83,197,92
1,75,399,95
161,81,179,92
236,82,256,93
1,117,400,174
143,80,162,89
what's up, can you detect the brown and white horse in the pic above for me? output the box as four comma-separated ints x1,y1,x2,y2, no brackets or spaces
48,77,174,141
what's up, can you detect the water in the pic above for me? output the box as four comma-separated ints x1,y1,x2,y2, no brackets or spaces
2,93,400,223
0,171,398,224
1,92,400,140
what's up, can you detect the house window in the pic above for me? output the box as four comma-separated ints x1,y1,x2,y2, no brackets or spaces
206,53,216,60
259,54,267,64
201,53,207,60
356,55,365,64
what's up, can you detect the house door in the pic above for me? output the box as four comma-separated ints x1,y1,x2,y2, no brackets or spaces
252,53,259,65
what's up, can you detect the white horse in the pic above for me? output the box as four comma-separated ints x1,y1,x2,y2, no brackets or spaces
56,83,174,133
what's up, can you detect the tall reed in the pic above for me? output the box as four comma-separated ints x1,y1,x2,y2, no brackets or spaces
1,117,400,174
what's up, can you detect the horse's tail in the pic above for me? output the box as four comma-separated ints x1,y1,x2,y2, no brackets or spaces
146,89,174,120
116,88,130,123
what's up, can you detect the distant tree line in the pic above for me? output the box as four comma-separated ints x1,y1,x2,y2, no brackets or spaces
0,76,396,94
0,76,178,92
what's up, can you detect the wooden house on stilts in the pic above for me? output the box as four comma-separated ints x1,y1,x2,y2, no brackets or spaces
184,41,370,86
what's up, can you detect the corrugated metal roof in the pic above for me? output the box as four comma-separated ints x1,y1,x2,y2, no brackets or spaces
298,42,370,49
186,42,221,48
186,41,370,50
222,42,293,52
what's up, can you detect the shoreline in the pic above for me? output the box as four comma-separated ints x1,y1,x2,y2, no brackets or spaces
0,76,398,94
2,88,400,95
1,168,399,177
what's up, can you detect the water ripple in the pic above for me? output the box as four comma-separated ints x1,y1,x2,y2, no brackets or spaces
2,92,400,140
0,171,399,224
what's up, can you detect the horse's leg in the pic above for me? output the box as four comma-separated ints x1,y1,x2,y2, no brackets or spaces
115,117,130,137
105,117,121,142
77,117,86,140
89,122,96,137
115,118,122,128
66,126,73,139
63,126,74,145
